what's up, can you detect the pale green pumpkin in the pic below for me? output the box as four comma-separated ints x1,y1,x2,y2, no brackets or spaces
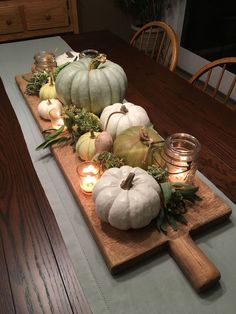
39,77,57,100
55,54,127,115
76,131,99,161
76,130,113,161
113,126,164,170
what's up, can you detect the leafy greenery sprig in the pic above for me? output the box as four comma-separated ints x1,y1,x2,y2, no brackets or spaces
147,165,168,183
64,107,101,144
36,107,102,150
157,182,201,233
23,62,70,95
147,165,201,233
94,151,125,170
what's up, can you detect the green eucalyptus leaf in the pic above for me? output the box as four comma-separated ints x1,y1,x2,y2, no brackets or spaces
160,182,173,207
44,126,65,141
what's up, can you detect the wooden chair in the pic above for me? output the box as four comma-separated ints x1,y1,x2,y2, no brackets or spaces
189,57,236,105
130,21,178,71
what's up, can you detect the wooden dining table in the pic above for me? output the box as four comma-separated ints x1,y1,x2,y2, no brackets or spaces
0,30,235,314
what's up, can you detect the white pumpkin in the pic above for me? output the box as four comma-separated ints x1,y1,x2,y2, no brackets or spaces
37,99,62,120
93,165,161,230
100,102,150,139
56,51,80,66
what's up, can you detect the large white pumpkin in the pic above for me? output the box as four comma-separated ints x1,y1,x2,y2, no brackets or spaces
100,102,150,139
93,165,161,230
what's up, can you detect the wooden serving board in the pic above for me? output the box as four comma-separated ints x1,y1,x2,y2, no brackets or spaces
16,74,232,292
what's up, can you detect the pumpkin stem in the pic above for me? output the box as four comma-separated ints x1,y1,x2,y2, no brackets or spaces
47,99,51,105
89,54,107,70
48,76,55,86
139,127,151,142
104,109,127,131
90,130,96,139
139,128,165,165
120,173,135,190
120,104,128,113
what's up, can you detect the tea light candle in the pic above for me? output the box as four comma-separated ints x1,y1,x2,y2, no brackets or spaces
77,162,101,193
162,133,201,184
49,108,65,129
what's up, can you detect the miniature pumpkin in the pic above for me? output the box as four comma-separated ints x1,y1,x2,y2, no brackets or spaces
93,165,161,230
113,126,164,170
76,130,113,161
39,77,57,100
56,51,79,66
37,98,62,120
100,102,151,139
55,54,127,115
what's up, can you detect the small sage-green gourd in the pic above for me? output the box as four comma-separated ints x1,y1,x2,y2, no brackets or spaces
39,77,57,100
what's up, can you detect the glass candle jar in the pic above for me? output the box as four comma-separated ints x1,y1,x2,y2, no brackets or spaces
79,49,99,59
162,133,201,184
33,51,57,72
77,162,101,193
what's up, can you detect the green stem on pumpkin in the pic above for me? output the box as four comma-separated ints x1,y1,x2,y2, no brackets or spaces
90,130,96,139
48,76,54,86
120,173,135,190
89,54,107,71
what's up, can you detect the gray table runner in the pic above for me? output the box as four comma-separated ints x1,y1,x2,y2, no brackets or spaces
1,36,236,314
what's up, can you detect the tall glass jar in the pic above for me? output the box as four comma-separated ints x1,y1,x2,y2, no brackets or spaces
33,51,57,72
162,133,201,184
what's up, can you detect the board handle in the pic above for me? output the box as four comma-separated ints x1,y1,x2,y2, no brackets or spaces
169,234,221,292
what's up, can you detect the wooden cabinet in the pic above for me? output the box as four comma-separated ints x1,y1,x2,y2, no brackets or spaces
0,0,79,42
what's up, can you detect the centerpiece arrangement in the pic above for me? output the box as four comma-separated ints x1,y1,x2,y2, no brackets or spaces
15,48,231,292
25,50,201,233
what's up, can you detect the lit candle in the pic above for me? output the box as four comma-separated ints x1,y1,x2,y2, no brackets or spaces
49,108,65,129
162,133,201,184
77,162,101,193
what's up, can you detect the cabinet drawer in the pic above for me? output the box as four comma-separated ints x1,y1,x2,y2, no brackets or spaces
24,1,69,31
0,6,24,35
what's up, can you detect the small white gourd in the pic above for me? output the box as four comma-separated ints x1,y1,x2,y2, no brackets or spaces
37,99,62,120
100,102,151,139
93,165,161,230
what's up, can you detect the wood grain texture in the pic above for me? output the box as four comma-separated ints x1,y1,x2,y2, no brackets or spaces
62,31,236,203
16,75,232,291
0,78,91,313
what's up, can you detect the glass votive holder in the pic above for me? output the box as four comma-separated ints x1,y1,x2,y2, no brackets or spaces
49,108,65,129
77,161,101,194
79,49,99,59
162,133,201,184
33,51,57,72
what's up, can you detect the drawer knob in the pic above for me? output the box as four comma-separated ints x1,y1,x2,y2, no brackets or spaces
45,14,52,21
6,19,12,26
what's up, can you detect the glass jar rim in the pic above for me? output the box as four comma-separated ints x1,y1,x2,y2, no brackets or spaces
165,133,201,157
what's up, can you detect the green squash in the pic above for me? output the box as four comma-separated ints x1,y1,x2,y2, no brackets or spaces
39,77,57,100
55,54,127,115
76,131,100,161
113,126,164,170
